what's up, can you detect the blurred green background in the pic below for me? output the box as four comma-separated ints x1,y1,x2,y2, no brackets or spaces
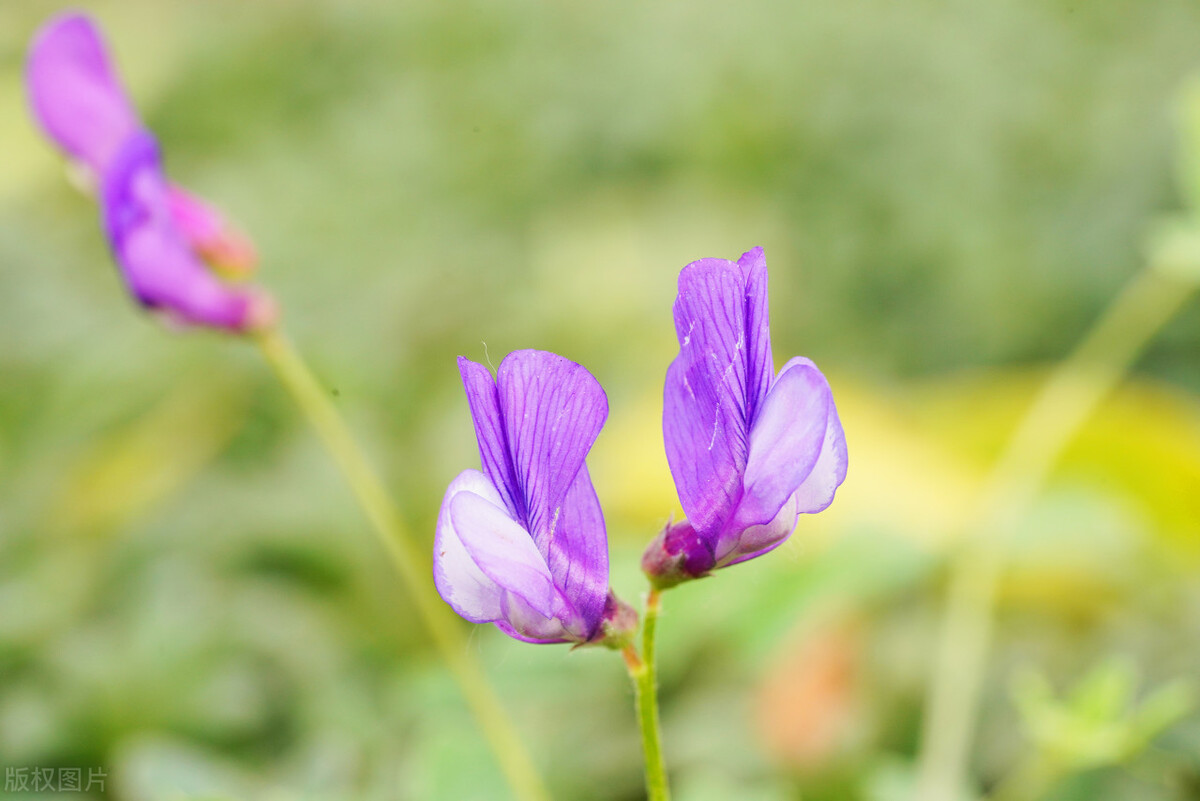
2,0,1200,799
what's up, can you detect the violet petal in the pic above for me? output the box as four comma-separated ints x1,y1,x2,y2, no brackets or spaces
663,260,752,537
496,349,608,553
719,494,800,567
494,620,570,645
499,593,575,642
544,463,609,638
787,362,848,514
737,246,774,424
458,357,525,522
26,12,141,177
434,470,575,643
432,469,506,624
729,358,831,534
448,489,560,619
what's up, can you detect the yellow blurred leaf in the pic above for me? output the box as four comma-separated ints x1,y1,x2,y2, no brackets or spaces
910,369,1200,558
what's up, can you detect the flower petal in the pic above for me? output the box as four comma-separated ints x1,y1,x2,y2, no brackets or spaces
543,463,609,638
458,357,524,522
738,247,774,425
719,492,800,567
790,373,848,514
728,358,832,536
494,619,570,645
101,133,271,332
664,260,752,537
26,12,141,176
496,350,608,547
499,594,573,643
449,489,560,619
433,472,571,641
433,469,506,624
434,468,562,625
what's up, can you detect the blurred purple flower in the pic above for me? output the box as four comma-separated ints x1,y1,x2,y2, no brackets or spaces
26,12,272,332
643,247,847,587
434,350,633,646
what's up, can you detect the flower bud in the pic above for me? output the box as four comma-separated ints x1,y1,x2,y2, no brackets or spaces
641,519,716,590
168,185,259,278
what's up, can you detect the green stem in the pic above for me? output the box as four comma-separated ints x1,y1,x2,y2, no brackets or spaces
914,266,1197,801
625,587,670,801
254,328,550,801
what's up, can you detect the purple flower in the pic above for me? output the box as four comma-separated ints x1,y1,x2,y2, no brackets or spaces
643,247,847,587
434,350,634,646
26,12,272,332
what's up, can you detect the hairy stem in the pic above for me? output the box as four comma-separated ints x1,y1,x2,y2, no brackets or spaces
914,266,1197,801
625,588,671,801
255,328,550,801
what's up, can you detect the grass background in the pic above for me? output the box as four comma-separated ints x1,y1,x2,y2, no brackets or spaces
1,0,1199,798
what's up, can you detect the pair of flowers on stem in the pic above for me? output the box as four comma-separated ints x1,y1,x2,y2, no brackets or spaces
438,246,848,648
28,12,847,798
437,250,847,798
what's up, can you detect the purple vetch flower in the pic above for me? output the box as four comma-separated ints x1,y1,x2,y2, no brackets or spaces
643,247,847,587
434,350,635,647
26,12,272,332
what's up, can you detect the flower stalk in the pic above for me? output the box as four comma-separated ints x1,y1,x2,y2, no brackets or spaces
254,328,550,801
624,587,671,801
